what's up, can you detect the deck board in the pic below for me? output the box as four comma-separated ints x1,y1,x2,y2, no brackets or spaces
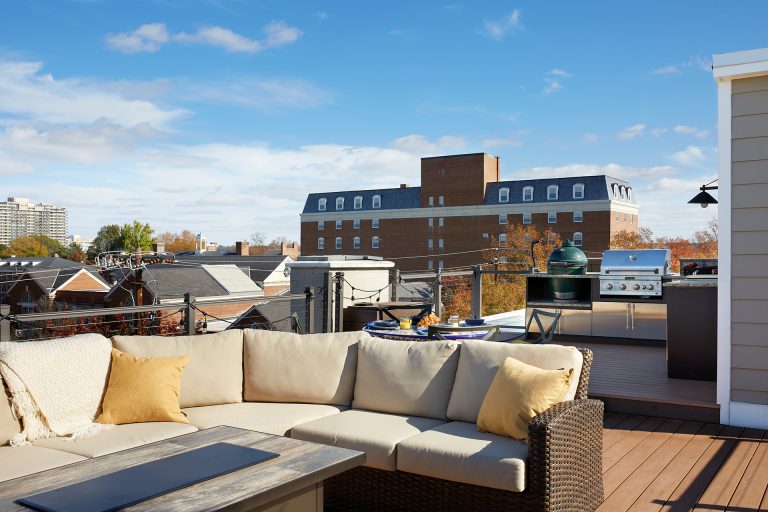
727,430,768,511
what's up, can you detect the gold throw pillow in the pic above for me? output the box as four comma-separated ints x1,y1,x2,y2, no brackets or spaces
97,348,189,424
477,357,573,440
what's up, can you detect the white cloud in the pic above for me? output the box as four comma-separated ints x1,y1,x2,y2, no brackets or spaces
108,21,302,54
0,60,185,128
636,176,718,237
548,69,572,78
674,124,710,139
314,11,328,20
482,10,522,41
543,78,562,95
650,65,680,75
391,134,466,155
669,145,706,166
512,162,678,181
582,133,599,143
617,124,646,140
180,78,331,111
105,23,169,54
683,56,711,72
650,127,668,138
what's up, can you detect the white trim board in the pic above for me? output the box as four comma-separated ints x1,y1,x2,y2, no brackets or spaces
729,402,768,429
713,48,768,80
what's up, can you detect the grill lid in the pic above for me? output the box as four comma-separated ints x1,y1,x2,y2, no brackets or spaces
600,249,670,276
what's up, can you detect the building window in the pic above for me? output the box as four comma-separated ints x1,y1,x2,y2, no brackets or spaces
428,196,434,206
438,260,444,270
353,236,360,249
574,211,583,223
317,237,324,250
336,197,344,210
547,185,559,201
573,183,585,199
548,212,557,223
523,212,532,224
372,194,381,208
630,214,633,225
438,239,444,249
438,195,445,206
499,214,506,224
21,290,34,314
627,188,632,201
483,232,489,238
624,213,627,223
317,220,324,230
372,236,379,249
372,218,379,229
428,239,433,250
612,184,619,198
438,217,444,227
620,187,627,200
428,218,434,228
354,196,362,209
523,186,534,202
499,233,507,246
336,220,342,230
499,187,510,203
335,237,342,250
318,198,327,211
428,260,434,270
353,219,360,229
573,232,583,247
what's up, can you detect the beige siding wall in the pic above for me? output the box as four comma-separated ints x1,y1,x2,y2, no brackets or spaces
731,75,768,405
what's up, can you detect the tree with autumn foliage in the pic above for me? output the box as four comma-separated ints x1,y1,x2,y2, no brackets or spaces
610,220,718,273
155,230,197,253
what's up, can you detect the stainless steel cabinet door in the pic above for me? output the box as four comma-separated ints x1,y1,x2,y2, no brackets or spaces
630,303,667,340
592,302,630,338
559,309,592,336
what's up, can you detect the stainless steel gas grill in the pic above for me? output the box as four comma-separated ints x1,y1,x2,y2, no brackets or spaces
599,249,671,297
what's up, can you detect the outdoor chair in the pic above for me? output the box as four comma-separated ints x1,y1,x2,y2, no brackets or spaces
380,303,434,323
507,309,561,344
427,324,500,341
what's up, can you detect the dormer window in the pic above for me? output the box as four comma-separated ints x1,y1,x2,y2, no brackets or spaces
523,186,534,202
612,184,619,198
573,183,585,199
547,185,559,201
336,197,344,210
620,187,627,200
627,188,632,201
318,198,327,211
499,187,510,203
372,194,381,208
354,196,363,209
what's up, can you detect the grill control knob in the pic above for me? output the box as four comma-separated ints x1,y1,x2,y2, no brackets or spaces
633,284,641,291
605,283,613,290
641,285,648,290
648,284,654,291
619,284,627,290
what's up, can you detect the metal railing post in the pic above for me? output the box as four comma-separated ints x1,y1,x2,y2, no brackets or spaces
334,272,344,332
0,305,11,342
304,287,315,334
434,270,443,318
391,269,400,301
471,265,483,318
183,293,196,335
322,272,332,333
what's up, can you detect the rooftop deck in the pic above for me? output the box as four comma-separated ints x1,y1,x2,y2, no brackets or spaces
601,412,768,511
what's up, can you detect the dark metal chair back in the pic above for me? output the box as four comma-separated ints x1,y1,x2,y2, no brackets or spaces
380,304,433,323
427,324,500,341
525,309,561,344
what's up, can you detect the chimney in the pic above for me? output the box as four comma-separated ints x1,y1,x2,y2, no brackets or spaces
400,184,408,188
152,242,165,253
235,241,249,256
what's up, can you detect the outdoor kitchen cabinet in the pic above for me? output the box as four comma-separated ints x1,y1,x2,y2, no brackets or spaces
526,307,593,336
592,301,667,340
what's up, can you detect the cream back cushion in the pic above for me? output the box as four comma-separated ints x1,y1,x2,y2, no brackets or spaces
112,330,244,408
244,330,369,406
352,337,460,420
0,378,20,446
447,341,584,423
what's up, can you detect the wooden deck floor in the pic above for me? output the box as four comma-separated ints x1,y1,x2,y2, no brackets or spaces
600,413,768,511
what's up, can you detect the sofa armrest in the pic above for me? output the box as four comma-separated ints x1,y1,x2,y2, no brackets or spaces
527,399,604,511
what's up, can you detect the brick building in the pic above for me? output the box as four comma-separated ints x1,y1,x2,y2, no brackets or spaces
300,153,639,271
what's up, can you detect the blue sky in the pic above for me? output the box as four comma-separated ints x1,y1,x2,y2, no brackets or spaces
0,0,763,243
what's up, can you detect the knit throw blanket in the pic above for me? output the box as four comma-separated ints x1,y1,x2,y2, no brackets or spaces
0,333,114,446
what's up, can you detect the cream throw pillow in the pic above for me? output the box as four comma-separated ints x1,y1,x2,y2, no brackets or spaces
97,349,189,425
477,357,573,440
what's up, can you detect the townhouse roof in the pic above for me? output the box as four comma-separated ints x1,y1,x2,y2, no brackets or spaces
173,254,291,284
303,187,422,214
229,300,293,332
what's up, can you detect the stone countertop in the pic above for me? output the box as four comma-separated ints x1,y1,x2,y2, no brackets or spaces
663,278,718,288
528,273,598,279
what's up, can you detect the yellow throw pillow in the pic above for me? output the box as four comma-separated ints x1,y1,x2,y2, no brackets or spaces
97,349,189,425
477,357,573,440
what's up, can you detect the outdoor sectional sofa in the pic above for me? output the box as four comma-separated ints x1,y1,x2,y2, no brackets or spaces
0,329,603,512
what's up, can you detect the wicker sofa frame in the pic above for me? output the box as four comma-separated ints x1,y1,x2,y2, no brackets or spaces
324,348,604,512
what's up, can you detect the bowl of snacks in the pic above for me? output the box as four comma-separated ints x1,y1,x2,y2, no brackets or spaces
417,313,441,328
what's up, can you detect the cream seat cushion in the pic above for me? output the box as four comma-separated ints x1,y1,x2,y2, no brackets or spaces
0,446,86,483
113,330,244,408
352,337,460,420
0,380,19,446
34,422,197,458
447,341,584,423
397,421,528,492
291,409,444,471
183,403,346,437
244,330,368,406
